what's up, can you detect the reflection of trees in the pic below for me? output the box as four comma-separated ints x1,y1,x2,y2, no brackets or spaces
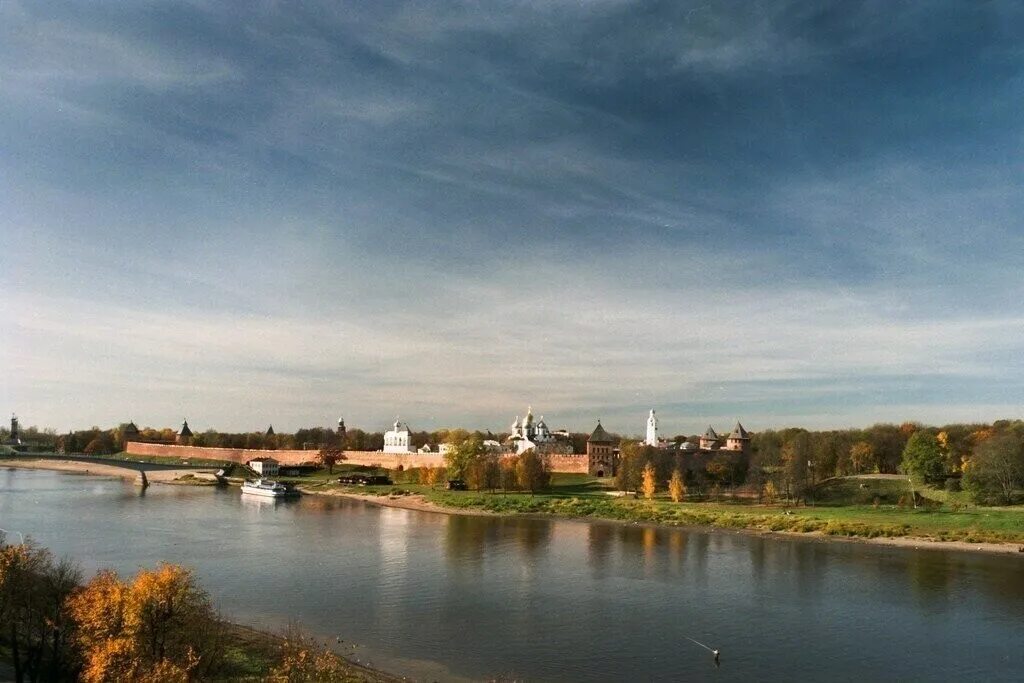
907,553,954,610
444,515,490,571
512,519,552,561
587,523,614,575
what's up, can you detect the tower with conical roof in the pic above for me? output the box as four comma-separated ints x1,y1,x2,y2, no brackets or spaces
724,421,750,453
699,425,719,451
176,419,193,445
586,420,616,477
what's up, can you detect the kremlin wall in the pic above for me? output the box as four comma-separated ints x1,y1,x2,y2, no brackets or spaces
123,440,594,473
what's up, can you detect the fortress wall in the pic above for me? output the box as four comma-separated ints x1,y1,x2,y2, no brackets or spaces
545,454,591,474
125,441,590,473
124,441,446,469
125,441,317,465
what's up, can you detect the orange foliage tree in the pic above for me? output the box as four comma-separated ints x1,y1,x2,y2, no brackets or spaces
67,564,224,683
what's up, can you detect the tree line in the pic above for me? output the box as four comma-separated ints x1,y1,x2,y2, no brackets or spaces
614,420,1024,506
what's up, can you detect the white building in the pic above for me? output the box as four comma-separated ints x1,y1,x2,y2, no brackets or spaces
248,457,279,477
507,406,572,455
645,409,659,447
383,419,415,453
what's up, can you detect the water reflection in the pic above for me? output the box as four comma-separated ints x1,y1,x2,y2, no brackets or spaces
4,468,1024,683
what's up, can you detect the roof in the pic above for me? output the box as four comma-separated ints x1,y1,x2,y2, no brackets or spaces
588,421,613,443
124,421,139,434
728,421,750,439
702,426,718,440
266,425,275,436
248,456,279,463
179,419,193,437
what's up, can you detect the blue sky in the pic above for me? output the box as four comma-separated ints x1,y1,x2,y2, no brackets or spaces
2,1,1024,435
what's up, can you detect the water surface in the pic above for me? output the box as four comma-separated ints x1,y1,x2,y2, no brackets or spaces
2,468,1021,681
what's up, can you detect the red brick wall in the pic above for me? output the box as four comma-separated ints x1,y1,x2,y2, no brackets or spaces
125,441,448,469
126,441,592,473
546,454,591,474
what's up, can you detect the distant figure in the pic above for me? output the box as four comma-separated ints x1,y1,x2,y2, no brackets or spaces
713,649,721,665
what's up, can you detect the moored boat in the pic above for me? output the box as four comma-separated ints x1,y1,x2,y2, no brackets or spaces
240,478,294,498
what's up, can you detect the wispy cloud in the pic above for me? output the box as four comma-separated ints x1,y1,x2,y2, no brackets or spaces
2,1,1024,433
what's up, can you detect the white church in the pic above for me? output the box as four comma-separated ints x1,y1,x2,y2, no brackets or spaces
383,419,415,453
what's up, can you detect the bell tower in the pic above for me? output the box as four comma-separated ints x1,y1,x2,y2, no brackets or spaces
645,409,658,447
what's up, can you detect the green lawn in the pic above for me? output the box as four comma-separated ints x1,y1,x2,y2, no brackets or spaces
323,472,1024,545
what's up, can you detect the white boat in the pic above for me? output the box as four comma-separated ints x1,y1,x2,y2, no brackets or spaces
240,478,293,498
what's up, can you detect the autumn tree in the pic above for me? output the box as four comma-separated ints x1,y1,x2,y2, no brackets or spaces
641,462,657,500
963,432,1024,505
849,441,876,474
270,626,352,681
668,468,685,502
68,564,225,683
316,447,345,474
516,449,551,494
781,431,812,503
0,540,81,682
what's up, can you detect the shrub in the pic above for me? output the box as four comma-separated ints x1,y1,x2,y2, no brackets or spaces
944,477,961,492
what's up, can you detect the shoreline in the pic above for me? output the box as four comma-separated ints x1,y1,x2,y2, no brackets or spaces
6,459,1022,557
0,457,220,485
304,488,1024,558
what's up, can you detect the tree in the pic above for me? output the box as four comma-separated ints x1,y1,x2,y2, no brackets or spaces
781,432,812,503
443,432,484,481
641,462,657,500
963,432,1024,505
68,564,225,683
900,432,945,483
515,450,550,494
849,441,876,474
270,626,351,681
467,453,501,492
316,447,345,474
668,468,685,503
0,540,82,683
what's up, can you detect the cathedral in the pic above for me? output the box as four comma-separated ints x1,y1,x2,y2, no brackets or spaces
507,406,573,455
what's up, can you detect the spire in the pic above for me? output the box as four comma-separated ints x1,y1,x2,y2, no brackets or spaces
589,420,613,443
729,421,749,439
179,419,193,437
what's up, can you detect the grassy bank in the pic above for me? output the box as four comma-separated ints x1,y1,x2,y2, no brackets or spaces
216,623,397,682
326,472,1024,546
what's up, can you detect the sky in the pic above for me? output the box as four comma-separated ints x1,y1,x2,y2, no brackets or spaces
2,1,1024,436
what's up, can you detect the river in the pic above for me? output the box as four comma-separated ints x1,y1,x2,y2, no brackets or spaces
2,467,1022,681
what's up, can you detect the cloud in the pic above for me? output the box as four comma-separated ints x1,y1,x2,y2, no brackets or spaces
2,1,1024,433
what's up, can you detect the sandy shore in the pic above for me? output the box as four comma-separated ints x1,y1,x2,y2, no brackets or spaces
296,485,498,517
0,458,219,484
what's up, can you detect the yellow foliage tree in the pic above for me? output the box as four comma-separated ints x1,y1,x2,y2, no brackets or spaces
641,462,657,500
763,480,778,504
849,441,875,473
270,627,351,681
68,564,222,683
668,468,685,502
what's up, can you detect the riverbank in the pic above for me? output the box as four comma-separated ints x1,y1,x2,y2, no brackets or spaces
305,482,1024,557
0,458,219,485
